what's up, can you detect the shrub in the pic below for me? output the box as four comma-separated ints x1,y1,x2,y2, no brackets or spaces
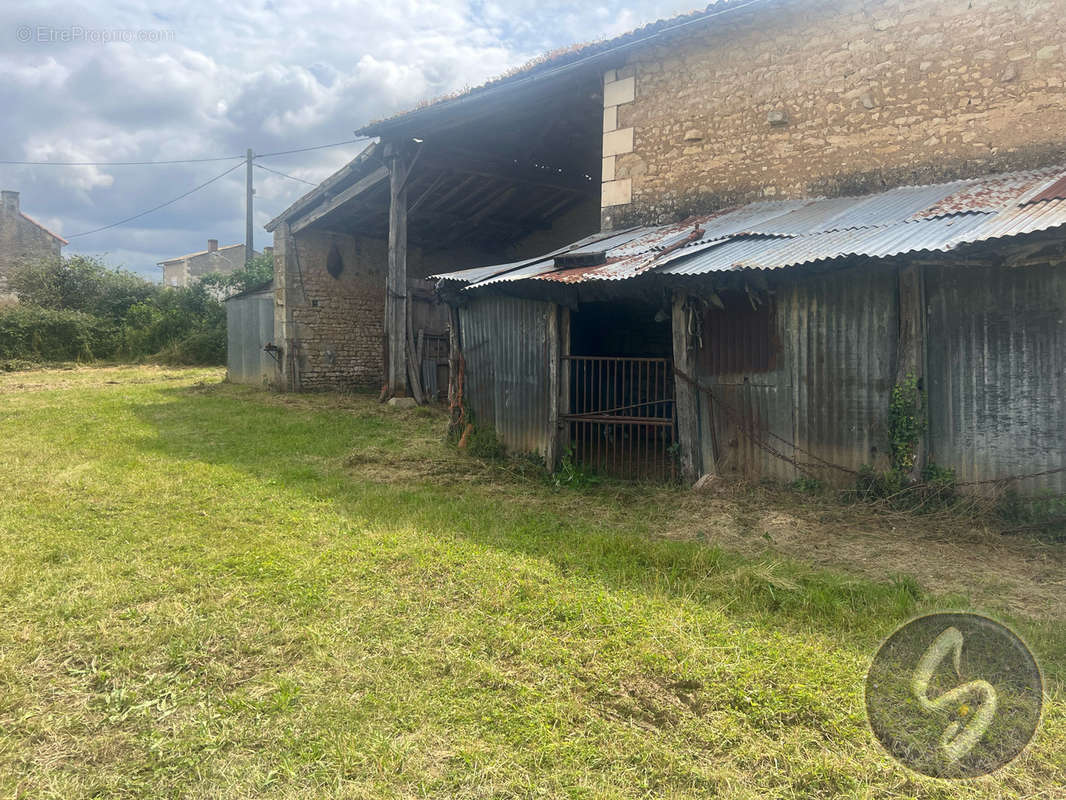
0,305,118,362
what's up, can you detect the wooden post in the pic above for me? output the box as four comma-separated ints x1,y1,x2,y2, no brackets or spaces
672,291,705,484
896,262,928,479
448,304,461,408
546,304,561,471
273,222,296,391
558,306,571,464
386,144,409,397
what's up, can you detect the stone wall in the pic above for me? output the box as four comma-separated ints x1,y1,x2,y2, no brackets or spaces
601,0,1066,228
274,227,390,392
273,228,506,392
0,193,63,298
273,198,600,392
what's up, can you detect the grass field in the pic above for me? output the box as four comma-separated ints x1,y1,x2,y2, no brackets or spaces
0,365,1063,798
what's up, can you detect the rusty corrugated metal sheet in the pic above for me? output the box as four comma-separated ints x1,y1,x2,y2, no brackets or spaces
458,294,553,456
661,214,993,274
448,166,1066,290
966,197,1066,242
926,263,1066,493
917,167,1063,216
1022,174,1066,205
694,267,898,485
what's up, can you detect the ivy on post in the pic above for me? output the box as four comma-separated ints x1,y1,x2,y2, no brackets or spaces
894,263,927,481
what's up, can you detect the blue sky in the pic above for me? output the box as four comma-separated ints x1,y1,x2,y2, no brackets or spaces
2,1,697,279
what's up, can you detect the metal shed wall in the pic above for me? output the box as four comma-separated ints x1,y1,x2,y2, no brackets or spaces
694,267,898,483
459,294,553,456
226,289,277,385
926,262,1066,493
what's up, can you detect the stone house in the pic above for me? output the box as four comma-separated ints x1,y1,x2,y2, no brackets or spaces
0,190,67,301
159,240,257,288
263,0,1066,491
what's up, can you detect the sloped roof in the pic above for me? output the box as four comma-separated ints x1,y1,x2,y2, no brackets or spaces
158,243,246,265
356,0,770,137
18,212,68,245
433,165,1066,288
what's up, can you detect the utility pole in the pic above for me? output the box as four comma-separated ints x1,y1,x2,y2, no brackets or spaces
245,148,254,263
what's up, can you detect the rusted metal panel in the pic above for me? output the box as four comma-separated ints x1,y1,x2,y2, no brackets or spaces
1022,174,1066,205
693,295,795,483
700,299,779,374
919,168,1063,216
225,288,277,385
458,294,553,456
786,269,897,478
660,214,993,274
926,263,1066,493
445,166,1066,290
690,267,897,484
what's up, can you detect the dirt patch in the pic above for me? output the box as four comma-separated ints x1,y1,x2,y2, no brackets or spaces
660,487,1066,620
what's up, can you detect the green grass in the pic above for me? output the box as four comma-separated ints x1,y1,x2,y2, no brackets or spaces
0,366,1062,798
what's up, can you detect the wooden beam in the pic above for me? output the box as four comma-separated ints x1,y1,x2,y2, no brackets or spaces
409,172,448,216
386,149,409,397
672,291,705,484
291,165,389,234
421,148,595,194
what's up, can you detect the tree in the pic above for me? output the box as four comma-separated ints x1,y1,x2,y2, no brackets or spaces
9,254,157,320
200,252,274,298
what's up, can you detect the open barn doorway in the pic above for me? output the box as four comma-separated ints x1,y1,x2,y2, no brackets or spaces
563,300,677,480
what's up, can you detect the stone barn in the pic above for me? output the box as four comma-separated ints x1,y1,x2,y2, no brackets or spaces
264,0,1066,492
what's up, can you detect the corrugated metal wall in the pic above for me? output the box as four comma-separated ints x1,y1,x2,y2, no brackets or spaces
226,289,277,385
926,262,1066,493
786,268,898,476
694,267,898,483
459,294,553,456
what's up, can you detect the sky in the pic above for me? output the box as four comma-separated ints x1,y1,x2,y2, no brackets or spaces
1,0,698,280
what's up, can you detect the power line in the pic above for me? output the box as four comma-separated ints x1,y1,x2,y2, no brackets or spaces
66,161,245,239
0,137,372,167
0,154,244,167
254,162,318,187
255,138,371,159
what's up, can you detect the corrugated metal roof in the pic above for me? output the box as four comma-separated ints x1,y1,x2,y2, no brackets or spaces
1022,174,1066,205
661,214,993,275
445,166,1066,289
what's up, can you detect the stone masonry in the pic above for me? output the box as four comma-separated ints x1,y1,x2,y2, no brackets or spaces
601,0,1066,228
0,190,65,300
272,198,600,392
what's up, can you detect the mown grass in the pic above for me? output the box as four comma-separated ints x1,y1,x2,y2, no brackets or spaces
0,366,1062,798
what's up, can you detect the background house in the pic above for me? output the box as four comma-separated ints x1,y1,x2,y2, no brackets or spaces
261,0,1066,493
0,190,67,302
159,239,257,288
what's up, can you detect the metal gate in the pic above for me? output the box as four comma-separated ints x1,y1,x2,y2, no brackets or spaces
562,355,677,481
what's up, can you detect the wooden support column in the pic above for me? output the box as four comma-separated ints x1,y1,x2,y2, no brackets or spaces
546,304,561,471
273,221,298,392
672,291,705,484
558,306,571,466
896,262,928,479
386,144,409,397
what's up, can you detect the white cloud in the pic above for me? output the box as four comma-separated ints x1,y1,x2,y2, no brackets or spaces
0,0,700,278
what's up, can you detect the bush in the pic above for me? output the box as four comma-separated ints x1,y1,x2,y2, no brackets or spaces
2,255,227,366
0,305,118,362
